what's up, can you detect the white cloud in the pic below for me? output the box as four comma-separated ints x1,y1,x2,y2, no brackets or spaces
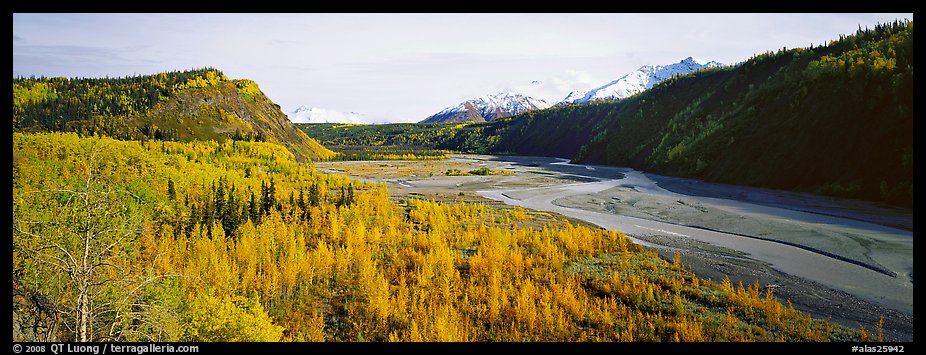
498,69,602,104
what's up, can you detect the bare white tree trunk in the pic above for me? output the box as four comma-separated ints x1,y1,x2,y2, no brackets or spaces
13,139,159,342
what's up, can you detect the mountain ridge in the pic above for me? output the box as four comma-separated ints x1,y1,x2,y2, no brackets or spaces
289,105,367,124
443,21,913,206
328,21,912,207
421,91,550,123
558,56,724,105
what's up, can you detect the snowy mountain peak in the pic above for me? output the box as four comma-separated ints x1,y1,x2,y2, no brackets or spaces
683,56,726,69
558,57,724,106
559,90,586,104
683,56,704,65
292,105,312,113
288,106,366,124
422,91,550,123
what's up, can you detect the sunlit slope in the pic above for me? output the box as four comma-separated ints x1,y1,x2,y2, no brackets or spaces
13,68,336,162
13,131,869,342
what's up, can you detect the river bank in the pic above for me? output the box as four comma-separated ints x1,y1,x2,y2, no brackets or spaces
316,154,914,341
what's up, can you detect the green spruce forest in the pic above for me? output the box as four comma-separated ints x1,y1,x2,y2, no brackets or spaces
302,20,913,207
296,123,455,161
11,21,909,343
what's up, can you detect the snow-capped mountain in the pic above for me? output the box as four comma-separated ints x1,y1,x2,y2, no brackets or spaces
558,57,724,105
288,105,367,124
421,91,550,123
559,90,587,104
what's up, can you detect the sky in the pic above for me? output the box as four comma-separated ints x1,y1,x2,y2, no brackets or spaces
12,13,913,123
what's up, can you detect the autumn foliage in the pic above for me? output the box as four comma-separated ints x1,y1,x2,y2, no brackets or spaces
13,132,865,342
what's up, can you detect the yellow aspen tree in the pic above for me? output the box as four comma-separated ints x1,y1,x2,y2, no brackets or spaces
764,287,781,327
858,324,871,341
312,240,334,283
279,237,299,297
260,257,281,300
876,315,885,342
151,226,178,275
306,311,326,342
235,223,258,293
487,268,502,323
407,319,423,342
622,315,636,341
326,206,341,244
723,306,740,341
721,276,734,298
388,331,401,342
515,279,537,331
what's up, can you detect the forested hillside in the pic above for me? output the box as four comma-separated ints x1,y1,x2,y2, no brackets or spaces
13,68,336,162
296,123,455,160
350,21,912,207
576,20,913,207
297,123,458,147
13,132,866,342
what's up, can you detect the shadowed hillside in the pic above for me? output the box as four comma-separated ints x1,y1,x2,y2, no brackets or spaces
380,21,912,207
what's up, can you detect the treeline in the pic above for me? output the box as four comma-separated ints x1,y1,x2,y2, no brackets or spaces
445,167,514,176
323,146,449,161
297,123,455,160
13,132,873,342
296,123,459,148
13,68,224,134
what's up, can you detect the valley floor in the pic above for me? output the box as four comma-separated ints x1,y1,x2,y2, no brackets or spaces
315,155,914,341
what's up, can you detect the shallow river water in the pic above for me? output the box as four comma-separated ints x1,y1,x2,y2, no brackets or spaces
477,157,913,315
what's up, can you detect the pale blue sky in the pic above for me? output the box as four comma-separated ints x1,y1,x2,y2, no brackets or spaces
12,13,912,122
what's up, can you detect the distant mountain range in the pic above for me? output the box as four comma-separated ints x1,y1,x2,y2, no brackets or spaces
420,91,550,123
290,57,723,124
558,57,724,105
288,105,368,124
420,57,723,123
415,22,913,206
296,22,914,206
